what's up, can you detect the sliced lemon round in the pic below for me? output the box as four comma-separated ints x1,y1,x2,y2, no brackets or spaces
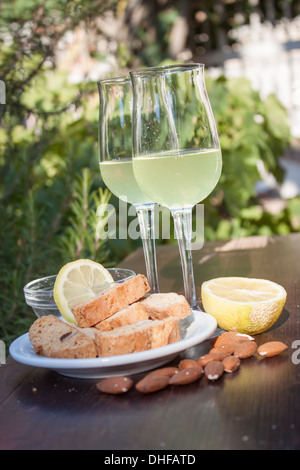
201,277,287,335
53,259,114,323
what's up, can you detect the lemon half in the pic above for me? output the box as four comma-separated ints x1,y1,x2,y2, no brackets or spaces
53,259,114,323
201,277,287,335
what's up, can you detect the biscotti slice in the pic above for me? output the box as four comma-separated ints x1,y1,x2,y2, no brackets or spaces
29,315,97,359
93,317,180,357
29,316,49,355
94,302,148,331
71,274,150,328
139,292,191,320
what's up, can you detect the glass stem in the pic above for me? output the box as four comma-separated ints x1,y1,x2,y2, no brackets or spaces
136,204,159,293
171,208,199,310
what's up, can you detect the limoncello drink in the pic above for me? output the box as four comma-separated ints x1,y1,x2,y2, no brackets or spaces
100,158,153,206
133,148,222,209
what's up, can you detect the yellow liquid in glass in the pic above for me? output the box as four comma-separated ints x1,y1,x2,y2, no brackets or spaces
100,159,153,205
133,148,222,209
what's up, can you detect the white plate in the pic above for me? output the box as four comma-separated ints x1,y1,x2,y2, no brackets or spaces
9,310,217,379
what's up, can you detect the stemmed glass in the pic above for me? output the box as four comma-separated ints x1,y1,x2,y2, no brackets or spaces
130,64,222,310
98,76,159,293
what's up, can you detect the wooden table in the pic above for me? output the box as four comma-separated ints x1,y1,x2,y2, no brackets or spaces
1,233,300,450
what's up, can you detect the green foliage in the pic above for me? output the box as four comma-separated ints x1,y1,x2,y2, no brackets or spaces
135,7,179,66
58,168,112,262
203,75,291,239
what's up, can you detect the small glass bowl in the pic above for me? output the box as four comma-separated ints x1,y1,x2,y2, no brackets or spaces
23,268,136,318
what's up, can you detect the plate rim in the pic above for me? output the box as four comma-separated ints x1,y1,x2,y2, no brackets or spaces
9,310,217,372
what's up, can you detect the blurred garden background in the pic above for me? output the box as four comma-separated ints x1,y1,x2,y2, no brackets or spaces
1,0,300,345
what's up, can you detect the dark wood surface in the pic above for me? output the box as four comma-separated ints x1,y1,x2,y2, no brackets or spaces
1,233,300,450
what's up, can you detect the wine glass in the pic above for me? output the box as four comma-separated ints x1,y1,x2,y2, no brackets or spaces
130,64,221,309
97,76,159,293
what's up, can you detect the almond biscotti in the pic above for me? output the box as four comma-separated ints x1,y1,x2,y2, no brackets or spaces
29,315,98,359
93,317,180,357
94,302,148,331
139,292,191,320
71,274,150,328
29,314,181,359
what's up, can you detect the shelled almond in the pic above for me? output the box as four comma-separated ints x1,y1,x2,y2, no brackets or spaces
223,355,241,373
178,359,200,370
234,340,258,359
204,361,224,381
210,343,237,355
212,331,255,347
96,376,133,394
257,341,288,357
135,374,170,394
169,367,203,385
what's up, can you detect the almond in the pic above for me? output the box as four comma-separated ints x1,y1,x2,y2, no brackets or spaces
222,355,240,373
135,375,170,394
96,376,133,394
234,340,257,359
146,366,180,378
178,359,201,370
210,343,236,355
257,341,288,358
169,366,203,385
198,351,230,367
214,331,255,347
204,361,224,381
